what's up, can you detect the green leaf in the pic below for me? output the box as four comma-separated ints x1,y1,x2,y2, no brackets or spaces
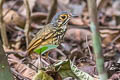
32,70,54,80
34,45,58,55
54,60,94,80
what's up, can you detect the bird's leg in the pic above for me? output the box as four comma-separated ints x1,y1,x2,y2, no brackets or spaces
45,52,49,59
43,51,51,64
38,54,42,70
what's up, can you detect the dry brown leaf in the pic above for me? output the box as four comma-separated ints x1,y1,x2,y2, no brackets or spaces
36,0,51,9
65,28,91,42
70,18,84,25
102,31,120,46
3,9,25,28
31,12,47,24
19,0,36,16
14,63,36,79
8,54,36,79
58,0,69,5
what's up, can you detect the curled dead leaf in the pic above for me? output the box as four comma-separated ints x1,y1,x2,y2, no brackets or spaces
3,9,25,28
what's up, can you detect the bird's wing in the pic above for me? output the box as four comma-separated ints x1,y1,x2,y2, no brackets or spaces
27,24,55,53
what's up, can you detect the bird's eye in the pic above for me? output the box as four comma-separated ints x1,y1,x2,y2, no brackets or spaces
61,16,66,19
60,15,67,20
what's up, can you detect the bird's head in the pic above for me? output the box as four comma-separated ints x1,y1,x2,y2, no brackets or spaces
51,11,72,27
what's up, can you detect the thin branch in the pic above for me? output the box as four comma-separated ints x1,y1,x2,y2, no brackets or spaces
69,25,120,30
97,0,109,11
55,48,66,57
11,68,30,80
85,34,93,60
0,0,9,48
15,26,35,37
46,0,57,24
24,0,31,48
111,34,120,45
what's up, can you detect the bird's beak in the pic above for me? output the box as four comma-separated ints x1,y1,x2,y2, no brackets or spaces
71,14,79,18
69,13,78,18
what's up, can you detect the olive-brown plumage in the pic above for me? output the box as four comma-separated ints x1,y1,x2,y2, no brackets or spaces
27,11,71,54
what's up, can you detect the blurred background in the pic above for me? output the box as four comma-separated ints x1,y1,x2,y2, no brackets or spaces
1,0,120,80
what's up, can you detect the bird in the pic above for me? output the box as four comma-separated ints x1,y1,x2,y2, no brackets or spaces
27,11,72,55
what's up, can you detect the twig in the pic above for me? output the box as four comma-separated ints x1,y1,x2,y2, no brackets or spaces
11,68,30,80
31,12,47,22
97,0,109,11
72,56,76,64
46,0,57,24
87,0,108,80
0,0,9,48
85,34,93,60
15,26,35,37
69,24,120,30
111,34,120,45
41,58,50,66
24,0,31,48
48,56,61,62
55,48,66,58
